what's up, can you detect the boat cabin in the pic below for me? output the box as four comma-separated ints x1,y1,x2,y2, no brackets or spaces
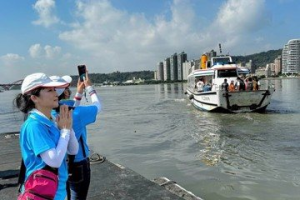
187,56,250,93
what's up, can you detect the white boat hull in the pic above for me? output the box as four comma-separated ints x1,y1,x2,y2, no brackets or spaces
186,88,275,113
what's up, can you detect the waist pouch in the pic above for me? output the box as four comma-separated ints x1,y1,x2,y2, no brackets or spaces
18,167,58,200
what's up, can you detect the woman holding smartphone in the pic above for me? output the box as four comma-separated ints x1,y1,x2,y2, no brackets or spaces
14,73,79,200
52,69,101,200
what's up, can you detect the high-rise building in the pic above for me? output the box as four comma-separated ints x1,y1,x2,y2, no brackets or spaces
177,52,187,81
170,53,178,81
274,55,282,75
282,39,300,74
182,60,195,80
157,62,164,81
245,60,255,74
163,58,171,81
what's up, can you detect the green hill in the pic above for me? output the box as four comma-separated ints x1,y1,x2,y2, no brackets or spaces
233,49,282,68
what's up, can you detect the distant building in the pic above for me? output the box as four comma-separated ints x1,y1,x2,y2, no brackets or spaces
245,60,255,73
157,62,164,81
177,52,187,81
182,60,195,80
208,50,217,58
170,53,178,81
274,55,282,75
154,70,157,80
255,67,266,77
282,44,288,73
194,59,200,70
163,58,171,81
282,39,300,74
270,63,275,76
265,64,272,77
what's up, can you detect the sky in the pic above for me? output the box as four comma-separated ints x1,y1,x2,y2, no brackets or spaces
0,0,299,83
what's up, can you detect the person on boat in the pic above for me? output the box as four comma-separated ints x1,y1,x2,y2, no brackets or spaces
252,76,260,90
52,70,101,200
235,76,245,91
14,73,79,200
221,78,229,91
203,83,212,92
252,77,258,91
229,80,235,92
196,78,205,92
245,77,253,91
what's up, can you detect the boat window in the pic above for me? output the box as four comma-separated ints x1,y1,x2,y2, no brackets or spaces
213,58,231,65
238,69,250,76
217,69,237,78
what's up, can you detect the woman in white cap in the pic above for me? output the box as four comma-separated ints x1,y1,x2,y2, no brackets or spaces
14,73,79,200
50,75,73,100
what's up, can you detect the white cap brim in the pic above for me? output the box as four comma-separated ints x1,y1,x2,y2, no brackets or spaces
62,75,72,83
22,73,69,94
55,88,65,96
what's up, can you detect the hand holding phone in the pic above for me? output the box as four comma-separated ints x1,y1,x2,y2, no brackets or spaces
77,65,86,82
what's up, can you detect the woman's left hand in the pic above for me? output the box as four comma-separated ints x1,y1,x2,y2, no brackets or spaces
57,105,72,130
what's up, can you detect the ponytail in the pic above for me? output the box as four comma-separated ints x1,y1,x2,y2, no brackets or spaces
13,88,42,114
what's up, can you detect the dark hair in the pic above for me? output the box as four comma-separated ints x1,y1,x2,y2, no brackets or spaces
13,88,42,114
58,88,71,101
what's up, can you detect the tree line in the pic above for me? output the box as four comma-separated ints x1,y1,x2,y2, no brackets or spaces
233,49,282,69
70,70,155,85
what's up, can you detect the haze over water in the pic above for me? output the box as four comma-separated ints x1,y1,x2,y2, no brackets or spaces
1,78,299,200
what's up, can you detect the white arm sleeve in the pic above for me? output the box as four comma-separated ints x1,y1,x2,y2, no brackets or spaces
67,129,79,155
40,129,70,168
73,92,83,107
86,86,101,113
91,93,101,113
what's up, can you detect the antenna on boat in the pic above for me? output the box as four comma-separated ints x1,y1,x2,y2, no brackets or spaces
219,43,222,54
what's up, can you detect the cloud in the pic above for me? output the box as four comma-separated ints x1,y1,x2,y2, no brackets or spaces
29,44,42,58
44,45,61,59
206,0,270,52
32,0,59,28
0,54,25,66
58,0,202,72
214,0,268,34
55,0,270,74
29,44,61,59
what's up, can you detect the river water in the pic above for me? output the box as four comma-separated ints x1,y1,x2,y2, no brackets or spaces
1,78,299,200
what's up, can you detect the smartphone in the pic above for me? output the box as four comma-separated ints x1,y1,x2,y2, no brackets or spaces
77,65,86,82
58,100,75,111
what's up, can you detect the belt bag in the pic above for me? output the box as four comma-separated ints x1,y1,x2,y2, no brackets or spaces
18,168,58,200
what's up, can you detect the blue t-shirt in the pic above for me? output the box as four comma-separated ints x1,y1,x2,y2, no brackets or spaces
52,105,97,162
20,112,68,200
72,105,97,162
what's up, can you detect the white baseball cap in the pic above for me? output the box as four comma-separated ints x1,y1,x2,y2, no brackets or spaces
62,75,72,84
49,75,72,96
21,73,69,95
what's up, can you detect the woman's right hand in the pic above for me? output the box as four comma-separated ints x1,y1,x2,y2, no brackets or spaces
57,105,72,130
83,70,92,87
77,78,85,94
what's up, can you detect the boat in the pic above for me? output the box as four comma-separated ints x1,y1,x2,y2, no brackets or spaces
185,54,275,113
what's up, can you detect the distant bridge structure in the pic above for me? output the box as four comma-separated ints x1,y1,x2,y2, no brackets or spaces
0,80,23,91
